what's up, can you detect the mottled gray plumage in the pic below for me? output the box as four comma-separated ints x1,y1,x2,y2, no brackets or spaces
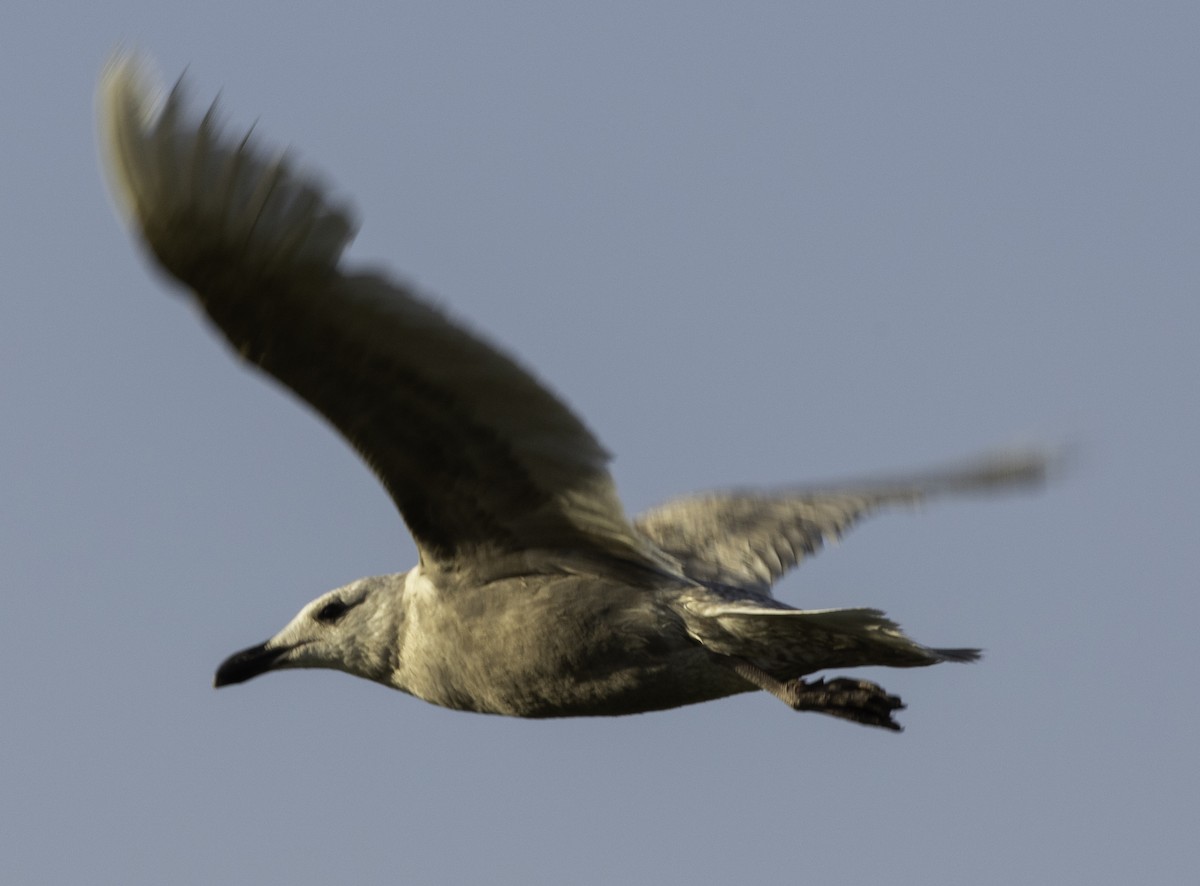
99,55,1045,731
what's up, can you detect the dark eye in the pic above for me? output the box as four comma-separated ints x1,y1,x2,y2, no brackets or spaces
314,599,352,624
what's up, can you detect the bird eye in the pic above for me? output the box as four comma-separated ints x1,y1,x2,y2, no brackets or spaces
314,599,352,624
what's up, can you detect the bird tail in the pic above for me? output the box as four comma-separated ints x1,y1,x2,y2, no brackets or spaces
686,599,980,675
97,53,357,280
768,606,981,671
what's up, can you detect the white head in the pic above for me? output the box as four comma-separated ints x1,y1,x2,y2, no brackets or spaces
214,574,408,689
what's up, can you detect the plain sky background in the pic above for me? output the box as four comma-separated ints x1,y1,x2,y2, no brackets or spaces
3,2,1197,884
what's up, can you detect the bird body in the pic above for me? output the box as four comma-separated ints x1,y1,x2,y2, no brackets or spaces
99,55,1044,731
395,570,732,718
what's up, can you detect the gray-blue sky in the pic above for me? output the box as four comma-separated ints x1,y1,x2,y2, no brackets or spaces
3,2,1196,883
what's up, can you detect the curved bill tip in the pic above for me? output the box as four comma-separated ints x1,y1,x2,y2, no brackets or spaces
214,641,285,688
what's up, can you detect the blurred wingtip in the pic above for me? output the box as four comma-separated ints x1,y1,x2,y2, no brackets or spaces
932,443,1077,496
979,442,1077,489
97,49,168,224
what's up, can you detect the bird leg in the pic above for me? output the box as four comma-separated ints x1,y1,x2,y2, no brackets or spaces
720,656,905,732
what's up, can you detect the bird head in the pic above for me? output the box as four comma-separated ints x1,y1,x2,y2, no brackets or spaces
214,573,406,688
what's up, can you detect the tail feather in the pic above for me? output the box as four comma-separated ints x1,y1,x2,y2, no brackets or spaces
932,646,982,663
685,598,980,676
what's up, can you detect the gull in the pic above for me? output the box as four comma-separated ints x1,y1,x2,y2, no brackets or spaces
98,55,1045,731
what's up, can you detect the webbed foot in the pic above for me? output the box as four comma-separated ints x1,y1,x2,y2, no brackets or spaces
785,677,905,731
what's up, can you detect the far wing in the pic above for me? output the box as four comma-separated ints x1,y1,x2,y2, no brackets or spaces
99,57,672,577
634,453,1047,593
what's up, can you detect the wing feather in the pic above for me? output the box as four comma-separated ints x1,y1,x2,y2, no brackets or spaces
635,452,1047,593
99,55,672,575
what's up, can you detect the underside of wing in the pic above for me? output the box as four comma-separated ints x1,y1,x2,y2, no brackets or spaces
98,56,674,577
635,452,1047,593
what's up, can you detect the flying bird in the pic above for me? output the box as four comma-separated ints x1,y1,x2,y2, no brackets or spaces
99,55,1044,731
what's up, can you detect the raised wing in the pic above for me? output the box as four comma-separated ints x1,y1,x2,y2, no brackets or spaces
635,452,1047,593
98,56,673,576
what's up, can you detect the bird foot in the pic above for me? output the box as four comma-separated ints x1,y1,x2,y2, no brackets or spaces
784,677,905,732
